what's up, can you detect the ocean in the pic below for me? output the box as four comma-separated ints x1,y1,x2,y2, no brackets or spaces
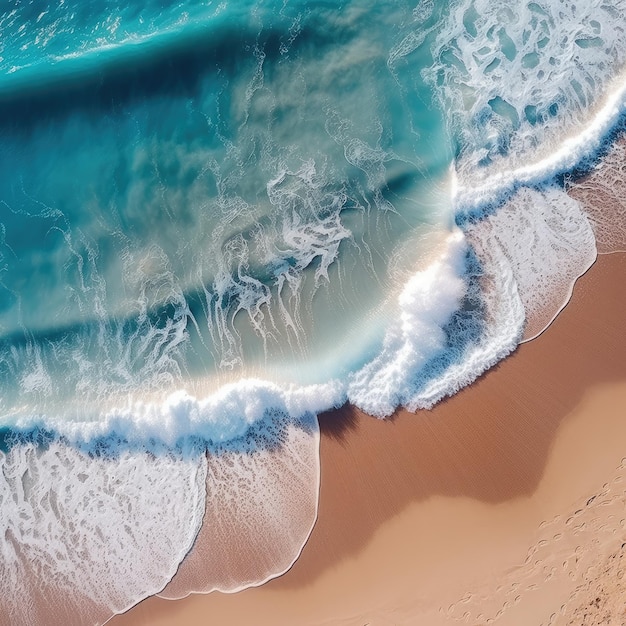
0,0,624,623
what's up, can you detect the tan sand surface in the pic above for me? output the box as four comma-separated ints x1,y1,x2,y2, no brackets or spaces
110,252,626,626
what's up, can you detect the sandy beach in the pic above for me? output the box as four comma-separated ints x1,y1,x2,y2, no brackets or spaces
108,249,626,625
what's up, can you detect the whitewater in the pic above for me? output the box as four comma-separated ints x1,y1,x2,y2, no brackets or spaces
1,0,626,624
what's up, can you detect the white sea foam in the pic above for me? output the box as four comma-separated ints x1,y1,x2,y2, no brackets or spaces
420,0,626,361
347,228,469,416
0,391,325,626
9,378,344,449
426,0,626,187
454,70,626,212
0,440,206,626
472,187,597,341
408,221,526,408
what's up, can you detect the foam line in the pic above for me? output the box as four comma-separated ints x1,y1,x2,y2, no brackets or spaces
8,379,345,450
455,70,626,214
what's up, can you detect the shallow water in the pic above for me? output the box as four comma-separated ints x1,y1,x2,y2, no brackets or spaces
1,0,625,623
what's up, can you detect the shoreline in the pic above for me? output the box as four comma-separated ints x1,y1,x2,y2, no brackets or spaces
110,250,626,625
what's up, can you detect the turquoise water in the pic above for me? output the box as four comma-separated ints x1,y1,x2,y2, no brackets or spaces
2,0,626,622
0,0,454,428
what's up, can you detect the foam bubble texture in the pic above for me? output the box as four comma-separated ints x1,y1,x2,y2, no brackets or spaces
426,0,626,178
160,414,320,598
475,187,597,341
0,441,206,626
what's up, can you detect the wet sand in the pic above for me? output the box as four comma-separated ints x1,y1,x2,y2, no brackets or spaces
111,251,626,625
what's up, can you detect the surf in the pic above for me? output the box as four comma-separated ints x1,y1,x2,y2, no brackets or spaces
1,0,626,624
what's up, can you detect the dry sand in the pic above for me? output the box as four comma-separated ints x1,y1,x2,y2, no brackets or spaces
110,251,626,626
